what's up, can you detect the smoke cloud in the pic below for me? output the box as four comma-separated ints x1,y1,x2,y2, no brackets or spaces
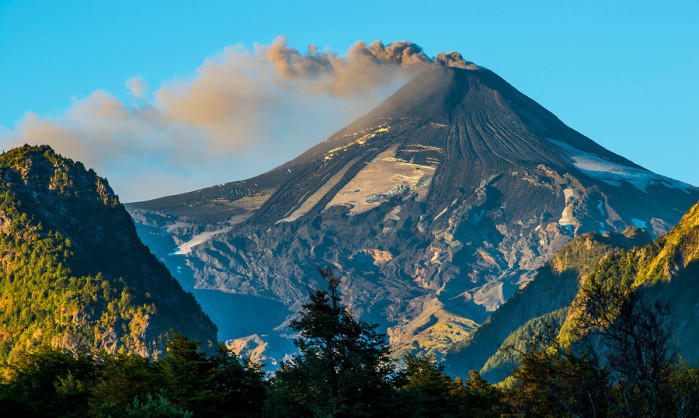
126,76,149,98
0,37,475,201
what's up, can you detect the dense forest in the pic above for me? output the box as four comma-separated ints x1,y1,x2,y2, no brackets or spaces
1,268,697,417
0,145,216,362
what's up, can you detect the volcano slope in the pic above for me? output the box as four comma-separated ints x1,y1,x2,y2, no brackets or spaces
127,67,699,363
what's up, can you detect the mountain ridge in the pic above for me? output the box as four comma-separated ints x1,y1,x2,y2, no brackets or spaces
444,226,653,380
0,145,217,361
127,66,699,364
470,197,699,382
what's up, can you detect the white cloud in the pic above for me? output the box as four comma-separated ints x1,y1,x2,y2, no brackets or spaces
126,75,149,98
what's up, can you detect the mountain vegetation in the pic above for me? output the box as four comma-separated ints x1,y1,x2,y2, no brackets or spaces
507,258,699,416
442,198,699,414
0,145,217,363
560,200,699,348
445,227,651,379
516,195,699,415
0,269,511,416
1,266,697,416
0,332,266,416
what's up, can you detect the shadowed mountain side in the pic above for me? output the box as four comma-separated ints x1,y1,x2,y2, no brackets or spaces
558,199,699,345
639,259,699,361
443,227,651,379
471,201,699,383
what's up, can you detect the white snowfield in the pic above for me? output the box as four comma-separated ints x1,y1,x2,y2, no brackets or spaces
548,139,694,193
276,158,359,224
325,145,438,215
169,227,232,256
558,187,578,234
471,281,505,312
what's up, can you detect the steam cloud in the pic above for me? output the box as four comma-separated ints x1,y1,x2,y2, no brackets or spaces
126,75,149,98
0,37,476,201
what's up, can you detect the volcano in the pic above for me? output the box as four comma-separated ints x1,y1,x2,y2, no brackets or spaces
127,66,699,364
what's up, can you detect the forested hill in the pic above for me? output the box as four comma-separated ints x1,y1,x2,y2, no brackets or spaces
0,145,217,362
444,226,652,379
446,197,699,383
559,196,699,351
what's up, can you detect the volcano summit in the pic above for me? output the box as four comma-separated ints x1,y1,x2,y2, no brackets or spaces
127,66,699,363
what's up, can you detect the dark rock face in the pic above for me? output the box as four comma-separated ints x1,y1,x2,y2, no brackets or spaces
127,67,699,363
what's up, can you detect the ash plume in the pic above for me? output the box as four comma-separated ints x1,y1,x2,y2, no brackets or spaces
0,37,476,201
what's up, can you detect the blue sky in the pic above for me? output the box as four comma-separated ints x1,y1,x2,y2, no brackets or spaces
1,0,697,201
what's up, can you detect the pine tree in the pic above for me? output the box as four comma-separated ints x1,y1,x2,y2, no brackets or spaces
161,331,211,412
88,352,163,415
207,342,267,416
396,353,460,416
267,268,394,416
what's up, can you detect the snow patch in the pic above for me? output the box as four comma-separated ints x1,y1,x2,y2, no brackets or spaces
597,200,605,216
558,188,577,231
562,188,576,201
169,227,232,255
384,205,402,222
472,281,505,312
164,221,190,233
325,146,437,215
548,139,694,193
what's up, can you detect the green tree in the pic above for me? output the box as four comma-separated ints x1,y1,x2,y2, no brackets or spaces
396,354,505,417
0,335,268,417
462,370,504,416
207,342,267,416
160,331,267,416
508,336,611,417
99,389,193,418
88,352,163,415
161,331,212,413
0,346,96,417
570,274,675,416
396,353,461,416
669,358,699,418
507,271,686,416
267,268,394,417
